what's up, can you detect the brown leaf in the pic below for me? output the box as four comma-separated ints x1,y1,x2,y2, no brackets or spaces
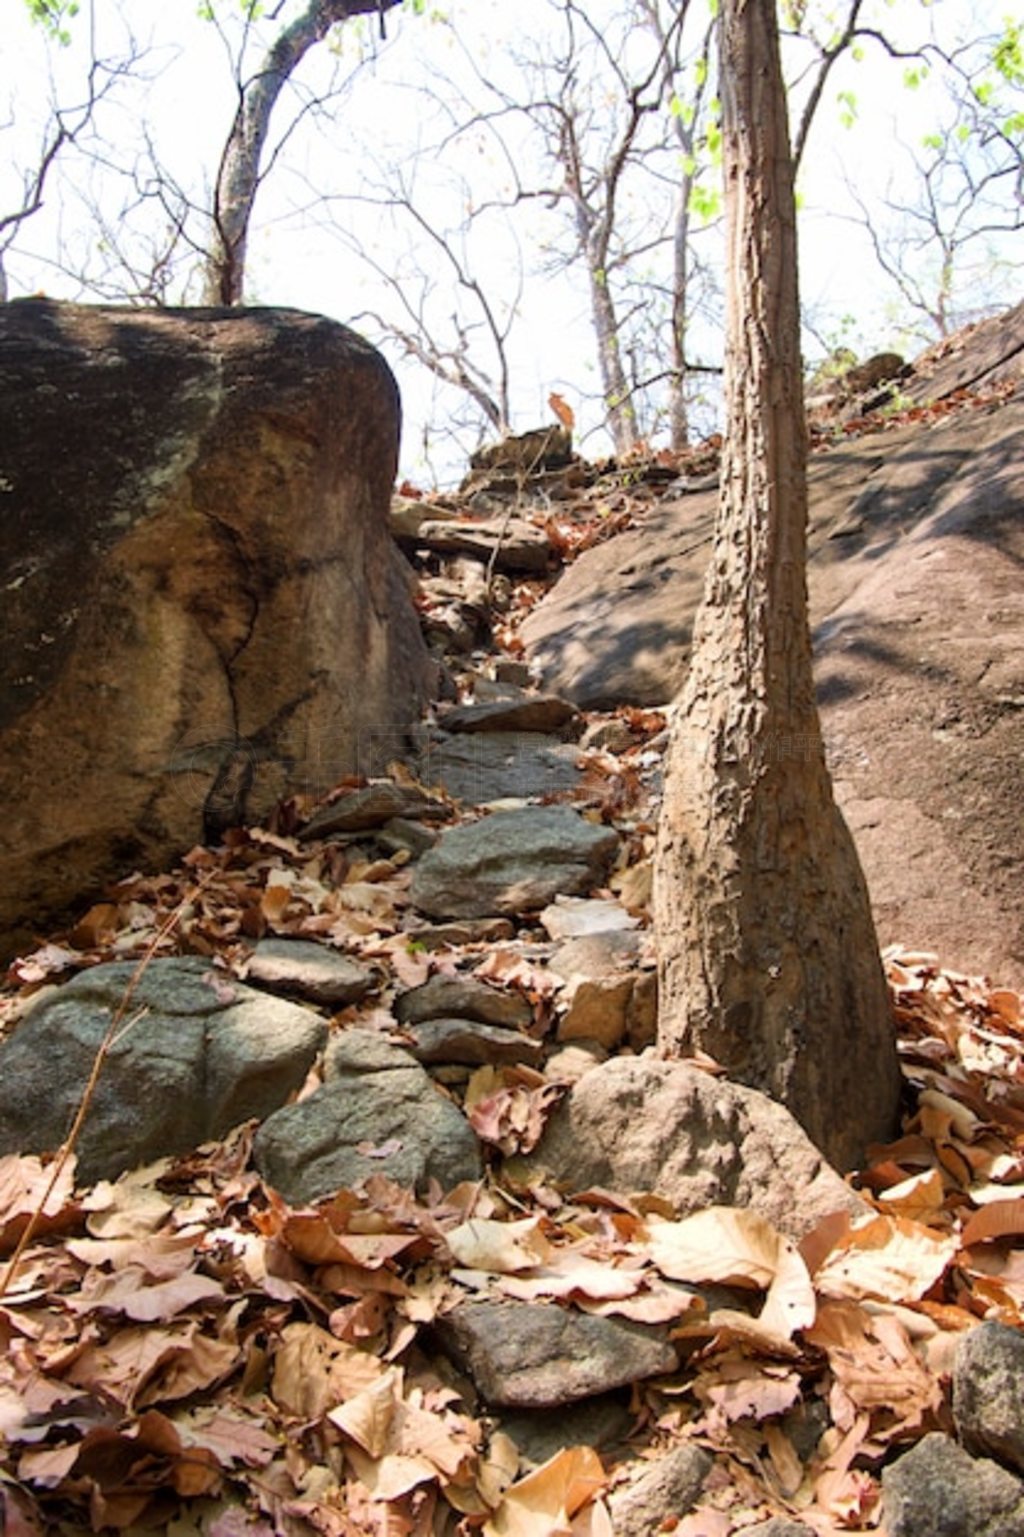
960,1198,1024,1247
484,1445,605,1536
271,1321,384,1419
548,392,575,431
814,1214,956,1303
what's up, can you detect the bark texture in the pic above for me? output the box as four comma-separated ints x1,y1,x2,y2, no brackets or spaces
653,0,901,1170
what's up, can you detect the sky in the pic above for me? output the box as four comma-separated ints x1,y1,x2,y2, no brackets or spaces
2,0,1020,483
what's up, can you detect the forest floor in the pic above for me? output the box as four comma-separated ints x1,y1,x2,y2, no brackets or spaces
2,391,1024,1536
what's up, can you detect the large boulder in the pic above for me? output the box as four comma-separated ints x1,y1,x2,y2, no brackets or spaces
521,315,1024,983
0,301,434,959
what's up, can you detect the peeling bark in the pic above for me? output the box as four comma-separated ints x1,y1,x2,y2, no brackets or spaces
653,0,901,1170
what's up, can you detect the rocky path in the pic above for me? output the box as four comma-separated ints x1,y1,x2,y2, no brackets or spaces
2,341,1024,1533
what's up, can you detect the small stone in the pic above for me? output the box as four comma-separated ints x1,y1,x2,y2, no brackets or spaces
401,1018,543,1068
580,716,637,753
544,1042,609,1082
953,1322,1024,1474
493,659,534,687
244,939,375,1006
607,1445,712,1537
406,918,517,950
421,731,583,803
626,969,658,1050
558,975,634,1050
376,817,439,857
440,696,579,736
434,1300,677,1408
395,974,532,1029
742,1522,816,1537
882,1432,1024,1537
410,807,619,920
325,1029,415,1075
539,896,638,941
301,782,442,839
255,1030,481,1203
409,517,554,573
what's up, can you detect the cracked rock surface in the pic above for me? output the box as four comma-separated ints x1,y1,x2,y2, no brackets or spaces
0,300,433,961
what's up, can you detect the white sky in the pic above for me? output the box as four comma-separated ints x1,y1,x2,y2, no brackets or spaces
3,0,1020,483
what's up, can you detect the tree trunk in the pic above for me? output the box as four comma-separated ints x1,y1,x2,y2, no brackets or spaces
203,0,401,306
668,184,690,450
652,0,901,1171
587,251,640,455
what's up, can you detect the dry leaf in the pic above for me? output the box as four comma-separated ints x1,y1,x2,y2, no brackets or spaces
271,1321,384,1418
548,393,575,431
646,1207,815,1341
447,1218,552,1275
484,1445,605,1537
814,1214,956,1303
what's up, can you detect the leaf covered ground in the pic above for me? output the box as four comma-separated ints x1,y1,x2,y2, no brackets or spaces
3,387,1023,1535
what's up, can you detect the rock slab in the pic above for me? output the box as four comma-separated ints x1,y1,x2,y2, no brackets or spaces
0,958,325,1185
607,1445,712,1536
953,1321,1024,1475
434,1299,677,1407
410,807,619,919
243,939,375,1006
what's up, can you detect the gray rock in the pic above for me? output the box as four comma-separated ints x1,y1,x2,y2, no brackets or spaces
434,1300,677,1407
0,958,325,1185
254,1028,481,1202
496,1395,633,1468
406,918,517,951
410,807,619,920
882,1432,1024,1537
549,930,644,978
376,817,439,857
440,696,578,736
420,731,583,803
607,1445,712,1537
510,1055,868,1241
243,939,375,1005
401,1018,543,1068
325,1029,415,1075
395,974,532,1029
953,1322,1024,1474
301,782,441,839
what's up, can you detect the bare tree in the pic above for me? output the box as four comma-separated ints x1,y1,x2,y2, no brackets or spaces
317,174,520,437
1,1,142,301
202,0,405,305
654,0,901,1171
